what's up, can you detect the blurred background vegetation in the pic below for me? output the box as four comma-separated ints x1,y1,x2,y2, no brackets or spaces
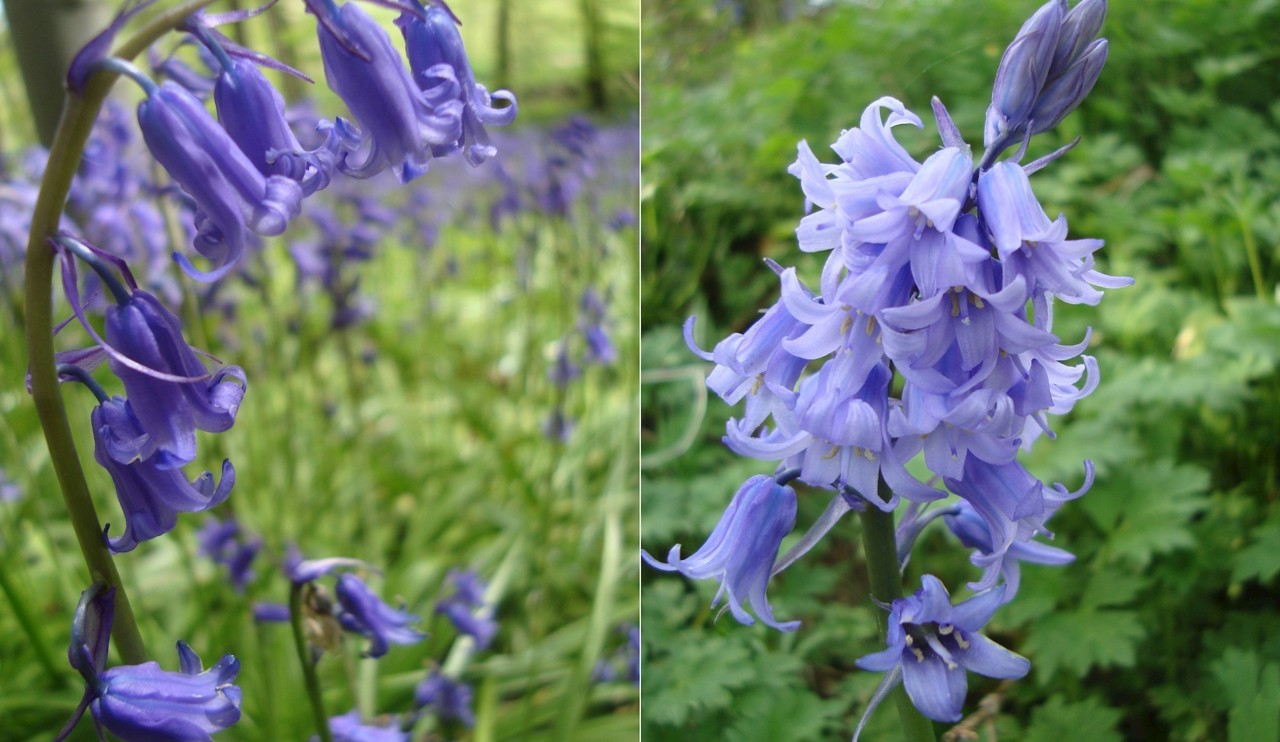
0,1,638,740
642,0,1280,740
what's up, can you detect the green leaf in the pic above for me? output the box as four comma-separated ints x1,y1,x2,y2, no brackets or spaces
1079,570,1148,611
1231,519,1280,586
1024,609,1146,681
1210,647,1280,742
1082,459,1209,568
1021,696,1124,742
643,637,757,727
725,690,840,742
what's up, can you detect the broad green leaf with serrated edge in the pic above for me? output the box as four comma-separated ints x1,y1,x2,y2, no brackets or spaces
1080,570,1147,611
1210,647,1280,742
1083,459,1208,568
1021,696,1123,742
1232,520,1280,586
1024,609,1146,681
643,637,756,727
725,690,840,742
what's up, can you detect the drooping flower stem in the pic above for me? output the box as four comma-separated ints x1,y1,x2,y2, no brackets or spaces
858,483,937,742
21,0,218,668
290,581,335,742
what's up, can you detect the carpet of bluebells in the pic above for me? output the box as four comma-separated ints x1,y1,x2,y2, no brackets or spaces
643,1,1280,740
0,2,638,740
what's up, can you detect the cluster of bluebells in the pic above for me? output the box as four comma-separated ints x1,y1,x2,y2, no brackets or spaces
645,0,1125,728
39,1,517,738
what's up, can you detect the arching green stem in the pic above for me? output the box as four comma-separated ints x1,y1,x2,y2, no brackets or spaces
21,0,219,667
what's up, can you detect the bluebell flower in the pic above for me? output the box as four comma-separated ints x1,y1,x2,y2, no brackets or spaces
93,644,243,741
252,602,292,623
685,293,807,434
92,397,235,554
437,601,497,650
397,2,517,165
542,408,574,442
335,572,426,658
443,568,487,605
324,709,408,742
977,161,1131,304
944,500,1074,601
196,516,262,592
152,47,218,97
984,0,1108,160
943,457,1092,591
414,670,475,727
643,474,800,631
549,342,581,389
59,585,241,742
854,575,1028,734
437,569,497,649
103,290,247,470
308,0,463,182
138,80,303,281
579,288,616,365
0,467,21,503
213,57,333,194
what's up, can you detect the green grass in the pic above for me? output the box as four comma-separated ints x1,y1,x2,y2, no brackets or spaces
0,147,638,740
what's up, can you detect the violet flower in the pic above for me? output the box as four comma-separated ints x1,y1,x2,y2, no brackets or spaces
324,709,408,742
944,499,1074,601
196,516,262,592
103,289,247,471
335,572,426,658
642,474,800,631
0,467,21,503
58,586,241,741
138,79,303,281
213,57,333,195
308,0,463,182
397,1,517,165
983,0,1108,163
436,569,497,649
854,576,1028,735
415,670,475,727
92,397,235,554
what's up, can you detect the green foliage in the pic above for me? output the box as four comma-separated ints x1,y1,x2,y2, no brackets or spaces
1212,648,1280,742
1022,696,1124,742
1024,609,1145,681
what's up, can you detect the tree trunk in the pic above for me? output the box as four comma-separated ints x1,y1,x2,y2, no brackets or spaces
4,0,112,147
580,0,607,111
